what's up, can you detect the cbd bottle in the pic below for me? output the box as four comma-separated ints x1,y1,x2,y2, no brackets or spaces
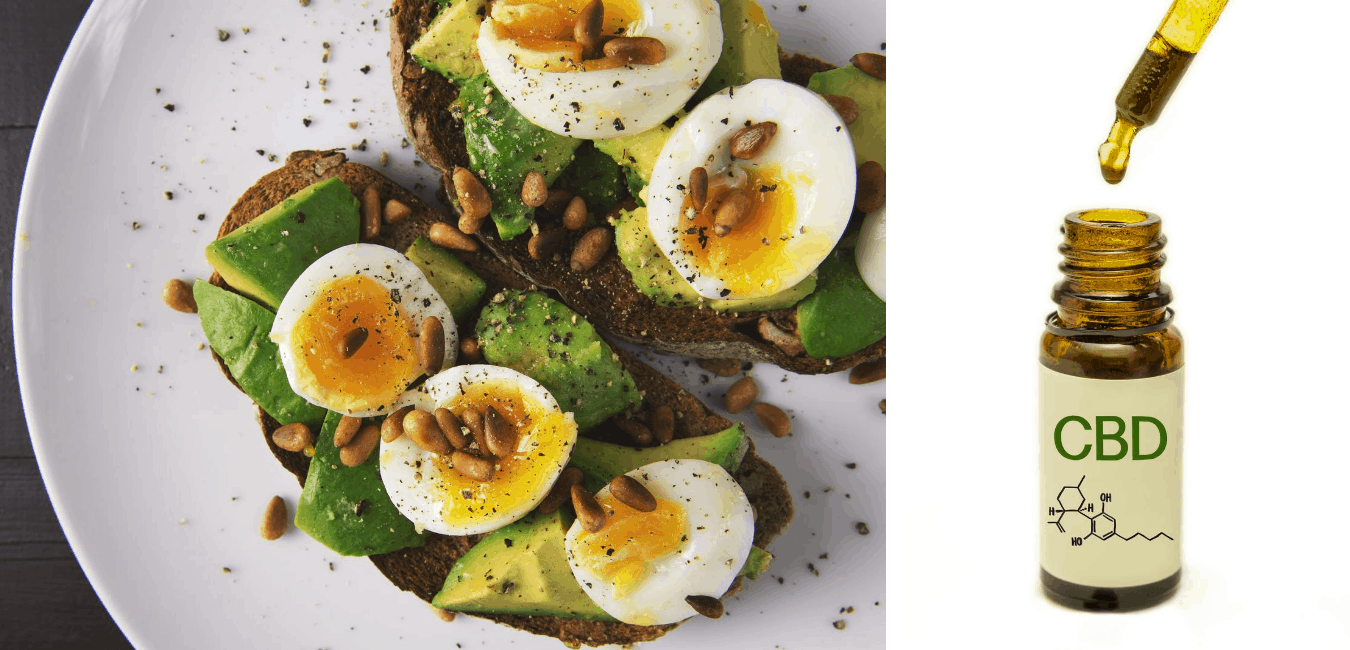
1039,209,1183,611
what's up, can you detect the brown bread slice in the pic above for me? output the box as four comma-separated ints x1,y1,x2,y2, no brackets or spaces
388,0,885,375
208,149,793,647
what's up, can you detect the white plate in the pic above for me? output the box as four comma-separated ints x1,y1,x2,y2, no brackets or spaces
13,1,886,648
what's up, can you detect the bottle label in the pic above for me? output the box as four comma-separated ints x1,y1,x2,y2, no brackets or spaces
1039,366,1183,588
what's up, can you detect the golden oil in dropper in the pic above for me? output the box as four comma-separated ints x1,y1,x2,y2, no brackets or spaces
1099,0,1227,184
1039,209,1184,611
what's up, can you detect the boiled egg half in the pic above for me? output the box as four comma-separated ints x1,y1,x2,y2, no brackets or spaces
565,459,754,626
646,78,856,300
478,0,723,138
381,364,578,536
270,244,458,417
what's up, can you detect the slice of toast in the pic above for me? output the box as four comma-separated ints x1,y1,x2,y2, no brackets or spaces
208,149,794,647
388,0,885,375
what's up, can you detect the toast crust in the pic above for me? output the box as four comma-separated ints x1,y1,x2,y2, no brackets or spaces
388,0,885,375
208,150,793,647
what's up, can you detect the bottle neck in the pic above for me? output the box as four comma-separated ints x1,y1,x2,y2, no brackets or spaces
1052,209,1172,330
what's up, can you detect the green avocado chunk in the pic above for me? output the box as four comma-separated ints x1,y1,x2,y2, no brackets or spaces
741,545,772,580
592,117,676,186
432,510,616,620
693,0,782,104
404,237,487,328
796,248,886,359
457,75,582,240
477,291,640,431
613,207,815,312
204,177,360,310
807,65,886,167
570,423,747,495
192,280,325,429
553,142,627,220
294,411,426,556
409,0,488,82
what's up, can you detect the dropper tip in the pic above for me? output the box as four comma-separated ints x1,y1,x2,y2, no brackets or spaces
1097,118,1138,185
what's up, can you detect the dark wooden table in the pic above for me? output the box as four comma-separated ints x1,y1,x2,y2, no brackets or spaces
1,1,134,647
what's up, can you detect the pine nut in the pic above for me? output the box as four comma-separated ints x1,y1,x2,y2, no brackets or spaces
340,327,369,359
609,474,657,512
753,402,791,438
339,423,380,467
460,405,487,451
696,358,742,377
856,161,885,213
603,37,666,65
381,406,414,443
713,191,752,237
850,52,886,80
260,495,288,541
849,358,885,384
542,188,573,215
575,0,605,59
688,166,708,211
521,171,548,208
435,408,469,450
758,317,805,356
528,228,567,260
570,227,612,272
729,121,778,160
537,466,584,514
651,405,675,444
162,278,197,313
452,167,492,232
383,199,412,224
360,184,381,240
428,222,480,252
405,409,453,455
483,405,518,458
562,195,588,231
685,595,724,619
615,418,653,447
823,94,860,125
451,449,494,481
460,337,483,363
334,415,363,447
272,423,314,452
571,484,607,532
419,316,445,376
724,376,759,414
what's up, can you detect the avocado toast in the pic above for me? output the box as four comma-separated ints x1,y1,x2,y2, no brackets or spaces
200,149,793,647
388,0,886,375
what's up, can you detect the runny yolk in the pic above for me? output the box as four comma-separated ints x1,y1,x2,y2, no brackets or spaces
430,383,577,527
573,494,688,598
677,165,801,297
492,0,643,72
292,274,417,412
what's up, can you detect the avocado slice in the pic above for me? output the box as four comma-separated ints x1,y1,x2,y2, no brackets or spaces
477,291,641,431
294,410,426,556
204,177,360,310
404,237,487,328
433,510,617,621
570,423,747,495
457,75,583,241
613,207,815,312
807,65,886,167
693,0,782,104
796,248,886,359
592,119,675,188
193,280,325,429
553,142,627,220
408,0,488,83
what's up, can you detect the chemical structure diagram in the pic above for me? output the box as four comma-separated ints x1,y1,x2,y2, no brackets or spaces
1046,476,1173,547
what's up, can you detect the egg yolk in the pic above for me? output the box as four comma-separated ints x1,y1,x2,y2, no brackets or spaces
491,0,642,72
677,165,804,297
428,382,577,527
292,274,417,412
572,493,688,598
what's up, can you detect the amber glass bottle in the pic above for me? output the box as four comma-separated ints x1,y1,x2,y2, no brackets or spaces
1039,209,1184,611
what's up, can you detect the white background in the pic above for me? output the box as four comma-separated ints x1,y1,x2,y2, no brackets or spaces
893,1,1350,647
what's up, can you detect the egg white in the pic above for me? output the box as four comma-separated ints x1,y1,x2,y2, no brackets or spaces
565,459,754,626
269,244,458,417
646,78,856,300
478,0,723,139
381,364,576,536
856,206,885,301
